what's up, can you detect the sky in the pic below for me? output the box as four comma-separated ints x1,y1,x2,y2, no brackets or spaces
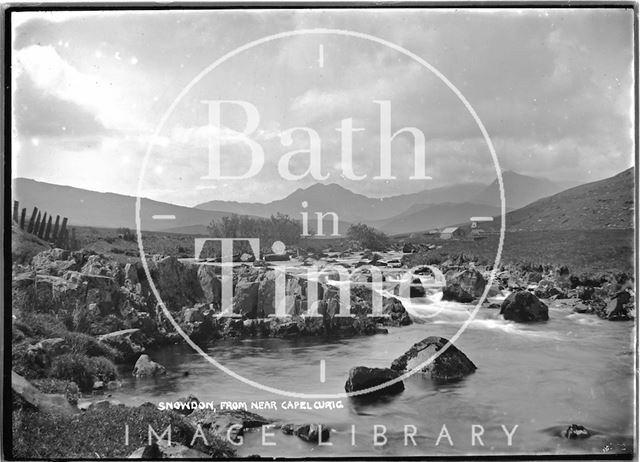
11,8,635,206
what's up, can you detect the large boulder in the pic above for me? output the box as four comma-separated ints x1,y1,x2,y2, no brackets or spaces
12,371,79,415
132,354,166,378
442,269,486,303
500,291,549,322
390,336,476,382
563,424,591,439
600,290,634,321
383,298,412,326
344,366,404,399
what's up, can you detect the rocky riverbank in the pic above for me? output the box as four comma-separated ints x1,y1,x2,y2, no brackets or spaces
10,242,634,458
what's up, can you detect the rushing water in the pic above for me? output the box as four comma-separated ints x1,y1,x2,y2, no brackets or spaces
106,294,636,457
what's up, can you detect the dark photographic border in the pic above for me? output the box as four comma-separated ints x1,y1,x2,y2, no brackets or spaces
2,2,638,460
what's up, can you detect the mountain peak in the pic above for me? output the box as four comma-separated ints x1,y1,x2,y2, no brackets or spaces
304,182,348,192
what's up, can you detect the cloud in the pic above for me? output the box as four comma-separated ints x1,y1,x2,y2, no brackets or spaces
14,45,147,133
14,73,108,138
9,8,635,205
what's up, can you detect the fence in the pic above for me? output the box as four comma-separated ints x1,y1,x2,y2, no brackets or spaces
13,200,78,250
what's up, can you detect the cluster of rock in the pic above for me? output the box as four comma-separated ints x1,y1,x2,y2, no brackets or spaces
345,336,477,400
414,259,633,323
13,248,414,371
494,263,635,321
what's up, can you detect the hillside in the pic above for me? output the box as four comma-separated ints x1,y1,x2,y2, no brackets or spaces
487,167,634,231
12,178,239,233
473,170,574,210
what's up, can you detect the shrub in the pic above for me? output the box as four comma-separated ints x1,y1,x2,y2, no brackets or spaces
50,354,95,392
63,332,118,360
90,356,118,382
31,378,80,405
12,340,48,380
13,312,68,341
116,227,136,242
347,223,390,251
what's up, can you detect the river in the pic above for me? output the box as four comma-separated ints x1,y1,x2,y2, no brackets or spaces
107,296,635,457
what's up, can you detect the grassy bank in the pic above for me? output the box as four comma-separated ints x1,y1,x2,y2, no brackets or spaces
11,403,235,459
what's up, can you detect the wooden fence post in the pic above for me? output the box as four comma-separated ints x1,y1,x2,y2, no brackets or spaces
44,216,53,241
34,212,42,236
52,215,60,241
27,207,38,233
62,229,69,249
38,212,47,238
13,201,19,222
20,208,26,229
57,217,68,247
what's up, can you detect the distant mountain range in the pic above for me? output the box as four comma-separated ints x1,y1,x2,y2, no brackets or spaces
195,171,573,226
12,168,630,236
485,167,634,232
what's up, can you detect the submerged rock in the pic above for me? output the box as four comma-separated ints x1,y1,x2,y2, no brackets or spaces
410,278,426,298
132,354,166,378
294,424,331,443
500,291,549,322
344,366,404,399
564,424,591,439
390,336,476,382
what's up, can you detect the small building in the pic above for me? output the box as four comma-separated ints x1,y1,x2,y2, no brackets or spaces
440,226,465,240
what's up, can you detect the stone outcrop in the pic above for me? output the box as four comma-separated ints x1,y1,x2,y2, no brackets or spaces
390,336,476,382
233,279,260,317
197,265,221,307
442,269,486,303
598,290,634,321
